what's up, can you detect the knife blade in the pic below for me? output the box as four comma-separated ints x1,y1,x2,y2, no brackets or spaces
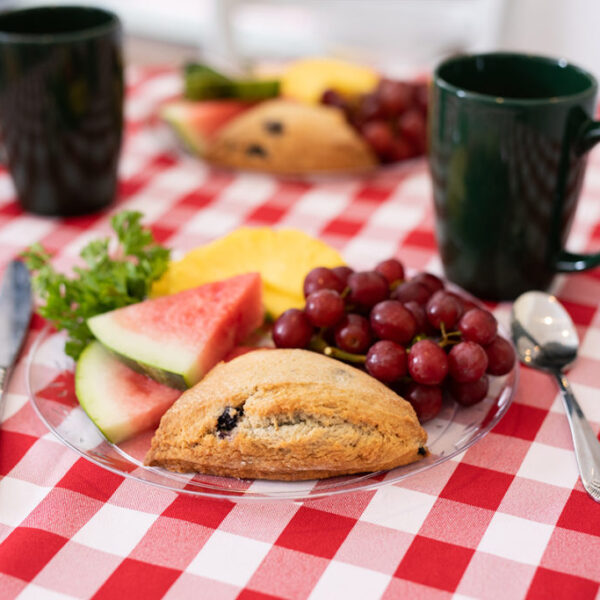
0,260,32,416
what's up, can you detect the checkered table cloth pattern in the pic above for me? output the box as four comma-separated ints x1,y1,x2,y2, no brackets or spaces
1,66,599,600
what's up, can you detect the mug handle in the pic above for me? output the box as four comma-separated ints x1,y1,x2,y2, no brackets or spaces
555,118,600,272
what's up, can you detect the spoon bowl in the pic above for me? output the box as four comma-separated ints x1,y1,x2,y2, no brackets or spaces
511,291,600,502
512,291,578,371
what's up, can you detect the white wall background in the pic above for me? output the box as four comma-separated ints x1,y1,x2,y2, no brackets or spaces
500,0,600,77
6,0,600,79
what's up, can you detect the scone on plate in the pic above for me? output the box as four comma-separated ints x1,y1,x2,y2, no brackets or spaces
205,99,377,175
145,349,427,480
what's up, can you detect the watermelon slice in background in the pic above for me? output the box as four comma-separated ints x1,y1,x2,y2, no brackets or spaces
76,341,181,444
87,273,263,390
161,99,252,156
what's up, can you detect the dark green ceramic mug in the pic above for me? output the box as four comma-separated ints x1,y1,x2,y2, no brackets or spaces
429,52,600,300
0,5,123,216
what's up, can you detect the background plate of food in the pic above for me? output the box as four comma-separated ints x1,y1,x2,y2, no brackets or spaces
160,57,428,178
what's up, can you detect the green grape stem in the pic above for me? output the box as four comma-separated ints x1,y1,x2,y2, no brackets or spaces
438,322,462,348
408,324,462,350
309,335,366,364
324,346,367,364
409,333,428,347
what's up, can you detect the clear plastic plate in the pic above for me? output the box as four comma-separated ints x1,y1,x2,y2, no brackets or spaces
27,325,517,502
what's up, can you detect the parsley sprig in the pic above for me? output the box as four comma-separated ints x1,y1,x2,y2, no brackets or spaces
23,211,170,360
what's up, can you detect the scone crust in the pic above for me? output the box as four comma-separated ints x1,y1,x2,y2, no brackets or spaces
145,349,427,480
205,100,377,174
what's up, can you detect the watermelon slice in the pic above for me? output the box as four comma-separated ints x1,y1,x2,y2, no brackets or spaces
87,273,263,390
161,99,251,156
75,341,181,444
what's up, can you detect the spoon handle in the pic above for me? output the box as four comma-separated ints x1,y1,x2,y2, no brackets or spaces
554,371,600,502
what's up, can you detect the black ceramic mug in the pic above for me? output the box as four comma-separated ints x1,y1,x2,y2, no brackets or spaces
429,52,600,300
0,5,123,216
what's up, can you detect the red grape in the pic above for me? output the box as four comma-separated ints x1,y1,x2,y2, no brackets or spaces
411,272,444,294
448,341,488,383
392,280,431,305
484,336,516,375
447,375,489,406
375,258,405,284
459,297,477,313
402,382,443,422
408,339,448,385
334,313,372,353
397,109,426,152
294,261,511,409
303,267,344,297
445,291,468,313
370,300,417,344
347,271,389,310
365,340,407,383
458,308,497,345
358,92,386,122
361,120,394,156
305,289,345,328
321,89,347,111
273,309,313,349
377,79,412,116
403,300,428,332
332,265,354,287
386,138,416,162
426,290,463,330
413,82,428,114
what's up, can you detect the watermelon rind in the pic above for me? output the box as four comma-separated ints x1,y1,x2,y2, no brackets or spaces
87,312,194,390
75,341,139,443
87,274,264,391
161,102,206,156
107,347,189,391
160,100,253,157
75,341,181,444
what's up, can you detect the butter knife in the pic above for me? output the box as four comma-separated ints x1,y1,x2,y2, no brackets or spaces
0,260,32,416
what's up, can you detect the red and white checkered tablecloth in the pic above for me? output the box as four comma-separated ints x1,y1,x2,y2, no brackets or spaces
1,66,600,600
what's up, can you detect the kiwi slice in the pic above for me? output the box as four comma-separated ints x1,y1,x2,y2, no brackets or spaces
184,63,233,100
230,79,280,101
183,62,279,101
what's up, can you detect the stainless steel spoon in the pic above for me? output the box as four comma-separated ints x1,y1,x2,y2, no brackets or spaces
511,291,600,502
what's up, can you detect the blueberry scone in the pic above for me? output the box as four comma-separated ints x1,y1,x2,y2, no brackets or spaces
145,349,427,480
204,99,376,174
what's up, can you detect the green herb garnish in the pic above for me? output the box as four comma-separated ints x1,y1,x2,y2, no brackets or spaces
23,211,170,360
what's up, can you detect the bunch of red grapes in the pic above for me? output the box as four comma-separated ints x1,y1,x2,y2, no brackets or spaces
321,78,428,163
272,259,515,423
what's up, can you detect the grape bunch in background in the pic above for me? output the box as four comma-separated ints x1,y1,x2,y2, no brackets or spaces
321,79,428,163
272,259,515,423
